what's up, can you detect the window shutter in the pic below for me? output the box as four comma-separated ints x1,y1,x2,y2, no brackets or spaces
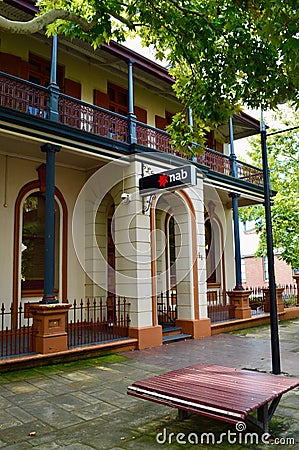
94,89,110,109
155,115,168,131
0,52,25,77
135,106,147,123
64,78,81,99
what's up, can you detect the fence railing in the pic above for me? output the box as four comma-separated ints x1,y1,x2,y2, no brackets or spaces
248,284,298,309
59,94,128,142
0,72,49,118
0,302,34,359
0,71,264,187
207,291,236,323
67,297,130,348
157,291,177,326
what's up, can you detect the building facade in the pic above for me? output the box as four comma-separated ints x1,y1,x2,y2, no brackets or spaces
240,221,294,288
0,1,265,351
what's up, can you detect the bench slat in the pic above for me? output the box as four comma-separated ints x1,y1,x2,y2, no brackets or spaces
127,364,299,424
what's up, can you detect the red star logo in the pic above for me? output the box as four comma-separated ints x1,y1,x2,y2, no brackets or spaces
158,174,169,187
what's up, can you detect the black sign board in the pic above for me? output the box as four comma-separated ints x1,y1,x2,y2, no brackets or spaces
139,165,196,196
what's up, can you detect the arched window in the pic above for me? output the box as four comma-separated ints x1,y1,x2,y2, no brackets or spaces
21,192,60,296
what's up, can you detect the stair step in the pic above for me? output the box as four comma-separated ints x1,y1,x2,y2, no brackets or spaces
162,326,182,336
162,333,192,343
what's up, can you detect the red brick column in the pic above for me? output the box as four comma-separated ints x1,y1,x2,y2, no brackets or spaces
30,304,72,354
263,287,284,313
227,290,252,319
293,274,299,307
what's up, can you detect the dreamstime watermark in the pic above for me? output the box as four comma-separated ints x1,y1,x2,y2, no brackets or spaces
156,423,296,446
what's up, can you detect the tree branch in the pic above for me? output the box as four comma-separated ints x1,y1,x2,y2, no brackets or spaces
167,0,218,31
0,9,96,34
0,8,136,34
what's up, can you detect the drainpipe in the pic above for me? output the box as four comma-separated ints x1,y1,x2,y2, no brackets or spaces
260,113,281,375
127,59,137,145
48,35,60,122
229,117,243,290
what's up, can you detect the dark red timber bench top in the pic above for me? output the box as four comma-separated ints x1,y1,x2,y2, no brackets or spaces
127,364,299,428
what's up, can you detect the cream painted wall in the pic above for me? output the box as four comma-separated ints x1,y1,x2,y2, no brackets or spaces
0,152,88,306
55,165,87,301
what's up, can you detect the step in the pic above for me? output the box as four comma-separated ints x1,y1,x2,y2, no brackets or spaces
162,326,182,337
162,333,192,344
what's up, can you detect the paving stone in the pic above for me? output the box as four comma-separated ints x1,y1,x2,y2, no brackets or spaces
0,319,297,449
0,420,54,446
5,405,37,424
71,400,119,420
20,400,84,429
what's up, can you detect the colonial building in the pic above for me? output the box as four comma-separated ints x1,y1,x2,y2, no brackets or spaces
0,0,265,357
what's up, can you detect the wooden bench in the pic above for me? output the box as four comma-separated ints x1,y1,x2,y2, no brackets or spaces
127,364,299,433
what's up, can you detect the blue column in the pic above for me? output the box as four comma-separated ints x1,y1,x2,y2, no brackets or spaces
48,35,60,122
229,117,243,290
187,107,197,161
127,60,137,145
41,143,61,304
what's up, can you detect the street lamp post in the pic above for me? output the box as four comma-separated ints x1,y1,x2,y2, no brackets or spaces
260,113,281,375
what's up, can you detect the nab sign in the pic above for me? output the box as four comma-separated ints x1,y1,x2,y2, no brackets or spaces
139,165,196,196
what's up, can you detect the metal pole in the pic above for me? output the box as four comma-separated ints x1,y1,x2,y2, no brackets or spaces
50,35,58,85
41,143,61,304
48,35,60,122
229,117,243,289
260,112,281,375
127,59,136,144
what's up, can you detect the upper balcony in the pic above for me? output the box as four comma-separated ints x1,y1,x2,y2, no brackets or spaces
0,71,263,187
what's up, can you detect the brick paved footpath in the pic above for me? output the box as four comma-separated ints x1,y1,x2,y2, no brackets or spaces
0,319,298,449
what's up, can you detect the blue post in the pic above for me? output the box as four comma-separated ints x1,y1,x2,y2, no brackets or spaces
48,35,60,122
229,117,243,289
41,143,61,304
127,60,137,145
188,107,196,161
188,107,193,129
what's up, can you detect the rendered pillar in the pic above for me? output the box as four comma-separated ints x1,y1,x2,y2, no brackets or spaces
293,274,299,307
263,287,285,314
227,290,252,319
31,303,71,354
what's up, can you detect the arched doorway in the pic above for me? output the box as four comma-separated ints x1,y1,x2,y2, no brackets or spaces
152,191,198,328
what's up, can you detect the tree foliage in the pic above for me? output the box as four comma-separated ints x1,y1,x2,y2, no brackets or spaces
2,1,299,146
240,105,299,268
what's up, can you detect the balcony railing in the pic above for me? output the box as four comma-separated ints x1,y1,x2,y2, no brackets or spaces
0,71,263,186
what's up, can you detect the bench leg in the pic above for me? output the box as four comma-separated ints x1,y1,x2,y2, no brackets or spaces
178,409,189,420
257,404,269,433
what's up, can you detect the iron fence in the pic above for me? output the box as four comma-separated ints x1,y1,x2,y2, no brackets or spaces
67,297,131,348
207,290,236,323
0,302,34,359
248,284,297,309
157,291,177,326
